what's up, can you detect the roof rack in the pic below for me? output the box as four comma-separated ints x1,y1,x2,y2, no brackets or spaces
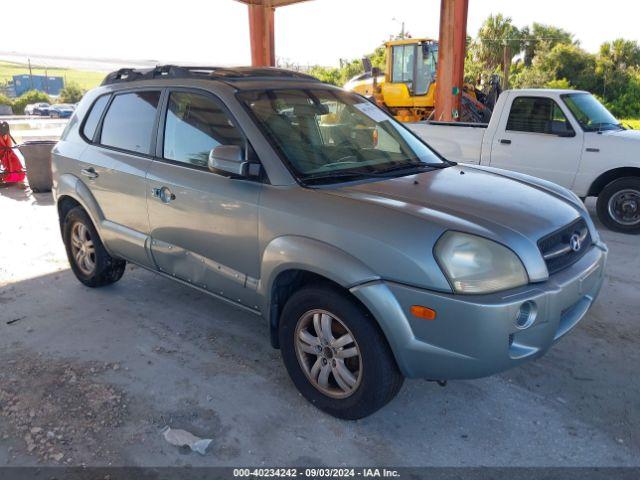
101,65,318,86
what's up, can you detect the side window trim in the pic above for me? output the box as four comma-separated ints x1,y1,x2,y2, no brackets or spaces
94,87,163,158
79,93,112,144
155,87,252,173
505,95,575,136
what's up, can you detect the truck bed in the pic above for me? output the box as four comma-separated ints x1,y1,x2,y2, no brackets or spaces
408,121,487,164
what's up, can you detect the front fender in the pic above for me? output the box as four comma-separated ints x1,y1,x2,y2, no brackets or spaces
258,236,381,345
259,235,380,305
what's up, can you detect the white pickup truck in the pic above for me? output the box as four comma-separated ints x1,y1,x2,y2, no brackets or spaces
409,89,640,233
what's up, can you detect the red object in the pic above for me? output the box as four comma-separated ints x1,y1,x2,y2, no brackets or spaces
0,133,25,183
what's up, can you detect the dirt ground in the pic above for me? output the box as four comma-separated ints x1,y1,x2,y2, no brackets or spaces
0,184,638,467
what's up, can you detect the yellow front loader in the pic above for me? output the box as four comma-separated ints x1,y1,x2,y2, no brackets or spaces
345,38,495,123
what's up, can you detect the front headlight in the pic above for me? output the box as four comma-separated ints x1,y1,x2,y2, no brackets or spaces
435,232,528,294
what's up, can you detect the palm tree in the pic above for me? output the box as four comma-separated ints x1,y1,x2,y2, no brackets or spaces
476,14,522,89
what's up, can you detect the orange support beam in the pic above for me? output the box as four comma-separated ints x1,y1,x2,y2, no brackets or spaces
238,0,311,67
434,0,469,121
248,3,276,67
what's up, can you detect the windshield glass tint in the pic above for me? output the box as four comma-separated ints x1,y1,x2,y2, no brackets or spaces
238,89,443,180
562,93,620,131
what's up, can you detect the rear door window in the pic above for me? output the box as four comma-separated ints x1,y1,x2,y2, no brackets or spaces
100,91,161,154
82,94,110,141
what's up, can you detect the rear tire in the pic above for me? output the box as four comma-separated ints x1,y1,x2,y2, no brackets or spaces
62,207,126,287
596,177,640,234
279,284,403,420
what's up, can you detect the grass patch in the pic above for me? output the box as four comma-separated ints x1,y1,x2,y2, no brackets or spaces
0,61,105,91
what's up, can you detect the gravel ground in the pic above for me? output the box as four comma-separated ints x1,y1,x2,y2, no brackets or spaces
0,184,638,467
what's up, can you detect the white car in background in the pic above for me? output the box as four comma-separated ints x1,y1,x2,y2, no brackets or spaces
409,89,640,233
24,102,51,116
24,103,37,115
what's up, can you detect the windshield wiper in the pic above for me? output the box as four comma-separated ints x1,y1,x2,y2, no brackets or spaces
374,162,447,175
301,171,379,185
301,162,447,185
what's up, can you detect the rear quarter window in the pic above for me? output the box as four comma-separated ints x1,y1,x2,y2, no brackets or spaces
99,91,161,154
81,94,111,141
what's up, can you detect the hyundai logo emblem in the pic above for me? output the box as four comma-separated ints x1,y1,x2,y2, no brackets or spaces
569,233,582,252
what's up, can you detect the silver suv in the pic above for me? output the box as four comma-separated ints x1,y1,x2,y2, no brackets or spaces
52,66,607,419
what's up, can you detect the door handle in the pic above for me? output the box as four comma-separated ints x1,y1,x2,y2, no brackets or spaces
80,167,98,179
586,147,600,153
151,186,176,204
499,139,512,145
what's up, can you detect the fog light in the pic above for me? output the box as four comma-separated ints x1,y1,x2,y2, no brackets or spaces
515,301,537,329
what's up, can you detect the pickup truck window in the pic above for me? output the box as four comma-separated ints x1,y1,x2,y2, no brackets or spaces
238,88,444,183
100,91,161,154
163,91,244,168
506,96,574,136
562,93,623,132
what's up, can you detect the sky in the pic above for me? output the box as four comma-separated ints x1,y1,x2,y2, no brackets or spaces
3,0,640,68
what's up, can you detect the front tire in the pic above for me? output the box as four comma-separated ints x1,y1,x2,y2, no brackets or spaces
279,285,403,420
62,207,126,287
596,177,640,234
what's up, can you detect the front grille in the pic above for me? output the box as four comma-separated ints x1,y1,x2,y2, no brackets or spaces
538,218,591,275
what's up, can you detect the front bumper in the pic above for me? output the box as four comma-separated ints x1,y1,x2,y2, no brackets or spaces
351,242,607,380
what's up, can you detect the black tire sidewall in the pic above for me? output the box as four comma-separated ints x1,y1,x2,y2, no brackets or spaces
279,285,403,420
597,177,640,234
62,207,124,287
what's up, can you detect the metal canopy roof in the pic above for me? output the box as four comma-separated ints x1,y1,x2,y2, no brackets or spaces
234,0,310,7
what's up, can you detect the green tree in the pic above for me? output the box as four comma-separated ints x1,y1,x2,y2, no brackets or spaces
540,44,598,92
368,44,386,70
59,82,85,104
510,62,553,88
599,39,640,70
475,14,523,88
11,90,51,115
546,78,573,89
522,23,575,66
307,65,342,85
308,42,387,86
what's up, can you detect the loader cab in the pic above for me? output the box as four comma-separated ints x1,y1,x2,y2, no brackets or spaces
388,39,438,97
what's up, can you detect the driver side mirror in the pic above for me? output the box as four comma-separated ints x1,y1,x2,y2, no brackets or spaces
208,145,248,176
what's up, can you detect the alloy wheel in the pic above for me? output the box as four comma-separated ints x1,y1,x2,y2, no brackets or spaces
70,222,96,275
294,309,362,399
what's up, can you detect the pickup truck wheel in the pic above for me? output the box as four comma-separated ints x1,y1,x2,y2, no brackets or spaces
62,207,126,287
596,177,640,234
279,285,403,420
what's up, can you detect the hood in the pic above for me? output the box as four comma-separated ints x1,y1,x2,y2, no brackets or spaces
326,165,582,244
602,128,640,141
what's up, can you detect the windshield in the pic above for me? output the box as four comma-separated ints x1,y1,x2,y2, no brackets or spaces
562,93,622,132
238,88,445,184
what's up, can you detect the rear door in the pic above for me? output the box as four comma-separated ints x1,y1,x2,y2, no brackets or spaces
146,88,262,309
488,95,583,188
78,89,162,265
